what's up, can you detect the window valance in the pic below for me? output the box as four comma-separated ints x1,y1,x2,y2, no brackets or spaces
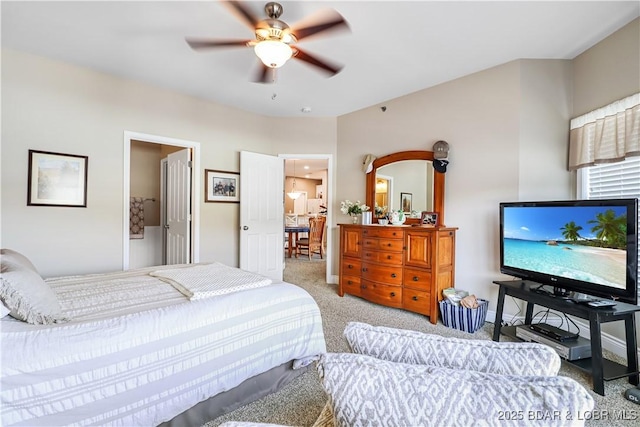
568,93,640,170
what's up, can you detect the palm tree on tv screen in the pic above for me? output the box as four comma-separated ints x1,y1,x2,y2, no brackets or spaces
587,209,627,248
560,221,583,241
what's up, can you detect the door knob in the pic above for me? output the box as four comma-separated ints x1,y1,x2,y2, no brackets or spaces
243,226,249,230
164,224,170,229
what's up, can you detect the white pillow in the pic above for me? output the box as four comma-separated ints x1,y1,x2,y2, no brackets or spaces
344,321,561,376
318,352,594,427
0,249,67,324
1,248,39,271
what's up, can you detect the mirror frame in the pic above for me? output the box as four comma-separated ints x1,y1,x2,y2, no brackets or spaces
366,150,445,225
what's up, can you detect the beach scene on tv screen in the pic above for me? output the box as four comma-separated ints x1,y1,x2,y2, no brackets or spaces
503,206,627,290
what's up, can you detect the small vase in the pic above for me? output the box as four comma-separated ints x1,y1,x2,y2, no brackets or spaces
351,215,359,224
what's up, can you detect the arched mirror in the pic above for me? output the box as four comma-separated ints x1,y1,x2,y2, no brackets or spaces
365,151,445,225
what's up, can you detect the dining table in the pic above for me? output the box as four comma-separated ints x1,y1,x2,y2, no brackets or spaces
284,225,310,258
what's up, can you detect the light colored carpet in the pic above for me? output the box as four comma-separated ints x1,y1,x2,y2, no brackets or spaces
205,257,640,426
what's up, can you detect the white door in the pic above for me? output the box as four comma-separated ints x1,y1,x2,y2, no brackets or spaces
240,151,284,281
166,149,191,264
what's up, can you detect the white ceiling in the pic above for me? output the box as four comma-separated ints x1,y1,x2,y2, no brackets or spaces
2,1,638,118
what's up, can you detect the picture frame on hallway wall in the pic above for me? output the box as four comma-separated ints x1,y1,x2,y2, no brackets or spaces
27,149,88,207
401,192,412,213
205,169,240,203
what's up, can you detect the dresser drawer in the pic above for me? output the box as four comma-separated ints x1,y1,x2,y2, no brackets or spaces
403,289,431,315
341,258,362,276
341,275,362,297
403,267,432,290
362,263,402,285
362,280,402,308
361,227,403,239
362,249,403,265
362,238,404,252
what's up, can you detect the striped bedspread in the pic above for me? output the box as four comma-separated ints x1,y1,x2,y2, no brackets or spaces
150,262,273,300
1,265,326,426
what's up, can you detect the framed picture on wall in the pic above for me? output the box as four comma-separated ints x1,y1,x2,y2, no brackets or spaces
421,211,439,227
27,149,88,207
205,169,240,203
400,192,412,213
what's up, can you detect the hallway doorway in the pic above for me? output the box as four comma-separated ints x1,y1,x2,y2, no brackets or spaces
123,131,201,270
281,154,332,284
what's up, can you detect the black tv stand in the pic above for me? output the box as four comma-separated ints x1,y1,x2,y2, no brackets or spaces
493,279,640,396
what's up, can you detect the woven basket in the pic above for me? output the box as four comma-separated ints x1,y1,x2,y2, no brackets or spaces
439,299,489,333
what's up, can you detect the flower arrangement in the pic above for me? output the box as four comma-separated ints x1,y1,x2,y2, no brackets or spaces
374,203,387,217
340,200,370,216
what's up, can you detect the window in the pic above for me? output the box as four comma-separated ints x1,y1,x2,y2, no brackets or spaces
578,156,640,302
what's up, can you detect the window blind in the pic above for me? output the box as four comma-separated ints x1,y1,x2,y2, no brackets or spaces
579,156,640,303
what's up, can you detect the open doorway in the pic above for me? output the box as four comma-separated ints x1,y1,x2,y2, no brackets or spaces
282,155,332,283
123,131,201,270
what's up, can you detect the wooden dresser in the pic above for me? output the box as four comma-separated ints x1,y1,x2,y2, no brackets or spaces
339,224,456,324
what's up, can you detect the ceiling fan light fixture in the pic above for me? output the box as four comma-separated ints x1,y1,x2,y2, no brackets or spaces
254,40,292,68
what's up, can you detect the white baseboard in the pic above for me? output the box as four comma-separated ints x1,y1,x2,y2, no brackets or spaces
487,309,640,361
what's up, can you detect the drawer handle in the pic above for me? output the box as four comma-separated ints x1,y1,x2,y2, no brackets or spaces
387,255,392,259
387,243,392,247
362,268,368,272
390,273,396,278
390,292,396,297
348,265,353,269
392,232,397,236
361,284,367,289
413,276,419,281
347,280,353,285
412,296,418,301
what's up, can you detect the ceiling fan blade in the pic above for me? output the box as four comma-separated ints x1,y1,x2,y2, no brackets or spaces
253,63,276,84
291,9,349,41
186,38,251,50
293,48,343,76
223,0,260,30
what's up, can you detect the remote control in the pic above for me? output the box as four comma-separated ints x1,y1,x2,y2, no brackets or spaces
587,300,617,308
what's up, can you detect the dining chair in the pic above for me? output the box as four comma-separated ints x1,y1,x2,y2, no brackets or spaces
296,216,326,259
285,213,298,227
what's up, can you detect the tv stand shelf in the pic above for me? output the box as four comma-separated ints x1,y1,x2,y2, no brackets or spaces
492,280,640,396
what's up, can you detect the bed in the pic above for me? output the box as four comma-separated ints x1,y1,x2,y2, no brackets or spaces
0,249,326,426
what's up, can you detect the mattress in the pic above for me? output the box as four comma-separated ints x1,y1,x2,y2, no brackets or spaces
1,265,326,426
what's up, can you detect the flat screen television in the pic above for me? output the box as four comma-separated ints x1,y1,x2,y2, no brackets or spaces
500,199,638,304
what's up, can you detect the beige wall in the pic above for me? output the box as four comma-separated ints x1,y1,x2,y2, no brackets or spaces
284,177,322,214
572,18,640,116
130,140,162,226
336,59,572,305
1,48,337,276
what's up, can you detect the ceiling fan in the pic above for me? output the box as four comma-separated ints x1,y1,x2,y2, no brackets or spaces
186,1,350,83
